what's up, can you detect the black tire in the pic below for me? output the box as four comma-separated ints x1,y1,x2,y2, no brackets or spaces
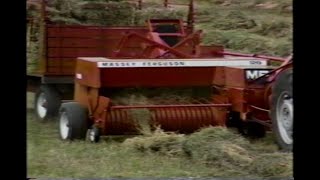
59,102,88,141
228,112,266,138
270,68,293,152
239,121,266,139
88,126,101,143
34,85,61,121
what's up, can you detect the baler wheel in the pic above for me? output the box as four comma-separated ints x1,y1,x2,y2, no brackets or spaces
270,68,293,152
58,102,88,141
239,121,266,139
34,85,61,121
88,126,100,143
227,112,266,138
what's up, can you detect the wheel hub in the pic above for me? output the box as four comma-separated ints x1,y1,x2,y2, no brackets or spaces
280,100,293,130
276,93,293,144
89,129,96,142
36,93,47,119
60,111,70,140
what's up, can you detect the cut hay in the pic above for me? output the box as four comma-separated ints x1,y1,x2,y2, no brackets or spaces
109,87,211,105
182,126,254,167
122,128,186,157
122,126,293,177
249,153,293,177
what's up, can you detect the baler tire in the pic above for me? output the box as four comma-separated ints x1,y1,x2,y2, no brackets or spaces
88,126,101,143
34,85,61,121
59,102,88,141
239,121,266,139
270,68,293,152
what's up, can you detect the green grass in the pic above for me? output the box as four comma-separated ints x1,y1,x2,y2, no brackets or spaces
27,112,293,178
26,112,220,178
27,92,292,178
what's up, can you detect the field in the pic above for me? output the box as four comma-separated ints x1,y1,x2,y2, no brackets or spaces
27,0,293,178
27,93,292,179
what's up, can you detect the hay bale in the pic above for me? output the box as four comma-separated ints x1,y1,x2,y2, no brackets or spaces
27,41,40,73
27,0,136,26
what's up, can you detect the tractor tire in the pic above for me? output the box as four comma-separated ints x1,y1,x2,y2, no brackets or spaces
34,85,61,121
270,68,293,152
59,102,88,141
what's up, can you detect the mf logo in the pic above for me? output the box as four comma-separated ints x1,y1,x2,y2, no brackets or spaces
246,70,270,80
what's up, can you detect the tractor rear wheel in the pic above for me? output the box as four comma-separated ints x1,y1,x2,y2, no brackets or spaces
34,85,61,121
59,102,88,141
270,68,293,151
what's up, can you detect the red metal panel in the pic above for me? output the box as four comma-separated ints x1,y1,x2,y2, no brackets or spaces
46,67,63,74
47,48,113,58
100,67,216,87
47,26,148,38
47,38,121,48
45,58,76,75
47,58,74,67
47,37,144,49
224,67,246,87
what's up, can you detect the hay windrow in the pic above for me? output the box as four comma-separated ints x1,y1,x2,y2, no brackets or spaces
249,153,293,177
122,126,293,177
122,127,186,157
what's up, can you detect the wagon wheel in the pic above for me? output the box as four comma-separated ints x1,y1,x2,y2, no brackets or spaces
59,102,88,141
34,85,61,121
270,68,293,151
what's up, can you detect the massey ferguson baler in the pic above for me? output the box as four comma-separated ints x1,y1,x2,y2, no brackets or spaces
60,56,292,151
58,17,293,151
